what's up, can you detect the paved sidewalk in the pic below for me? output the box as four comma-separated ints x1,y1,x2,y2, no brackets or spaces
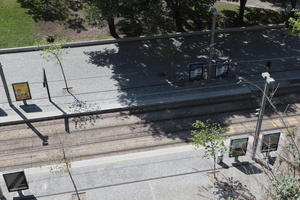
0,136,280,200
0,28,299,124
218,0,300,10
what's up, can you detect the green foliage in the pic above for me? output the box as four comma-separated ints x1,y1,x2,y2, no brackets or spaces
285,128,300,169
16,0,84,32
216,3,285,28
39,41,70,89
84,0,120,38
17,0,70,22
164,0,216,31
39,41,69,62
190,120,227,156
118,0,168,36
288,9,300,37
85,0,119,21
189,120,227,178
266,127,300,200
272,176,300,200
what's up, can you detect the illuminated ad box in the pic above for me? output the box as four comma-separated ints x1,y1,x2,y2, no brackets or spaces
229,136,249,157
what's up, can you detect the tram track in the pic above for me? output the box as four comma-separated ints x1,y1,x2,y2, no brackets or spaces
0,87,299,171
0,107,299,171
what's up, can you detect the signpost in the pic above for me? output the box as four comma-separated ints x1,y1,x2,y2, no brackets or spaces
12,82,32,104
189,63,204,81
3,171,29,192
229,136,249,161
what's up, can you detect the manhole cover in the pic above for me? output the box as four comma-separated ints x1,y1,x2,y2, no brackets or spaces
72,192,87,200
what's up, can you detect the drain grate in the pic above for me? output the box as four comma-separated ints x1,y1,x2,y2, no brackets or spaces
72,192,87,200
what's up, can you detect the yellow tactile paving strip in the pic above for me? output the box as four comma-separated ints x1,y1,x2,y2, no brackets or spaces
225,115,300,135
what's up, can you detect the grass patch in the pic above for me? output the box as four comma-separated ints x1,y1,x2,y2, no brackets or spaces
0,0,38,49
215,2,239,12
0,1,287,49
215,2,286,28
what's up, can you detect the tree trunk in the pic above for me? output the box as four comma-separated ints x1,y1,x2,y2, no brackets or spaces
238,0,247,24
213,153,216,179
108,17,120,39
291,0,297,9
174,9,185,32
52,53,69,91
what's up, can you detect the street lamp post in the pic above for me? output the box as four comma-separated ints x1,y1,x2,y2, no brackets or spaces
207,8,219,80
252,72,275,160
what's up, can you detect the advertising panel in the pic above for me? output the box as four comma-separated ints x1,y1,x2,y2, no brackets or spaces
229,136,249,157
261,131,281,153
12,82,31,101
189,63,204,81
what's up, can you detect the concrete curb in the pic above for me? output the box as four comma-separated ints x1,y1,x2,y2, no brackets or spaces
0,89,253,126
0,24,285,55
1,82,299,127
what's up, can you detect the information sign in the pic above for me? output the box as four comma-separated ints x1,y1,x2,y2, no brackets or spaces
12,82,31,101
261,130,281,153
229,136,249,157
3,171,29,192
189,63,204,81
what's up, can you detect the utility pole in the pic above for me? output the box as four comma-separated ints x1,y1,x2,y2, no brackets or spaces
207,8,219,80
0,62,13,106
252,72,275,160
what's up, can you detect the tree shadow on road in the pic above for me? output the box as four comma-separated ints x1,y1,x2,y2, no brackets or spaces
232,162,263,175
214,176,257,200
83,29,300,141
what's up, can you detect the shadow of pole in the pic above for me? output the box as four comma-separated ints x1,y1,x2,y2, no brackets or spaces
10,105,48,146
44,68,70,133
13,190,37,200
49,100,70,133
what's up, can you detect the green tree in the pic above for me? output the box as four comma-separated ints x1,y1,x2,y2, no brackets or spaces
189,120,227,179
265,128,300,200
238,0,247,24
118,0,167,36
164,0,216,32
85,0,121,38
40,41,70,91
